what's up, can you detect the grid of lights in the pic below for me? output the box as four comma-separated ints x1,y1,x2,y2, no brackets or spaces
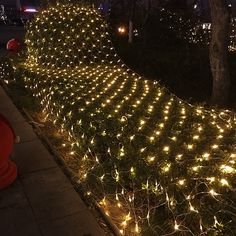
1,3,236,236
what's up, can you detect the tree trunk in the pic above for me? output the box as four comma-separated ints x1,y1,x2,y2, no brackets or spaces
128,0,136,43
209,0,230,106
142,0,151,49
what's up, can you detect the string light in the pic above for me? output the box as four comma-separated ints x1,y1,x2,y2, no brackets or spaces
0,3,235,236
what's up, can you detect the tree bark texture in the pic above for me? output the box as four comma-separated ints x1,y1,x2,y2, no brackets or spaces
128,0,136,43
209,0,230,106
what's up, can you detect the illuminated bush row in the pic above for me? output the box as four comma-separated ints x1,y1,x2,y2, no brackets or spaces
2,3,236,235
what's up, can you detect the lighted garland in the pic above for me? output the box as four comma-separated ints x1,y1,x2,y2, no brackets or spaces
2,3,236,236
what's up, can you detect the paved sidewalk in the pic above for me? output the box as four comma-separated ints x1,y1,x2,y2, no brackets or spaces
0,86,105,236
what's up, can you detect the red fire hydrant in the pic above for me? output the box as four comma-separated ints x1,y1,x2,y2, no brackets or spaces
0,114,17,189
6,38,21,53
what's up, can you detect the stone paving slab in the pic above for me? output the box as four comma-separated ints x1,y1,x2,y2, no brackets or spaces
0,86,105,236
0,180,27,208
21,167,87,224
0,91,15,109
13,139,57,175
0,105,25,124
0,204,42,236
11,120,38,143
40,210,104,236
0,181,41,236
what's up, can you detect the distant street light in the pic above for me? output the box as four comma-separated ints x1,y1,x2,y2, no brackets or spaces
118,25,127,35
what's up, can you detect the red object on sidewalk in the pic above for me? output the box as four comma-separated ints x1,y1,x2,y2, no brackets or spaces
6,39,21,53
0,114,17,189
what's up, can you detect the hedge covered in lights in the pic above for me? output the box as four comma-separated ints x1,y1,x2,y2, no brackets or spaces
1,3,236,235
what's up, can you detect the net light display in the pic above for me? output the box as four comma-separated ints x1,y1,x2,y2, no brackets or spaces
1,3,236,236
